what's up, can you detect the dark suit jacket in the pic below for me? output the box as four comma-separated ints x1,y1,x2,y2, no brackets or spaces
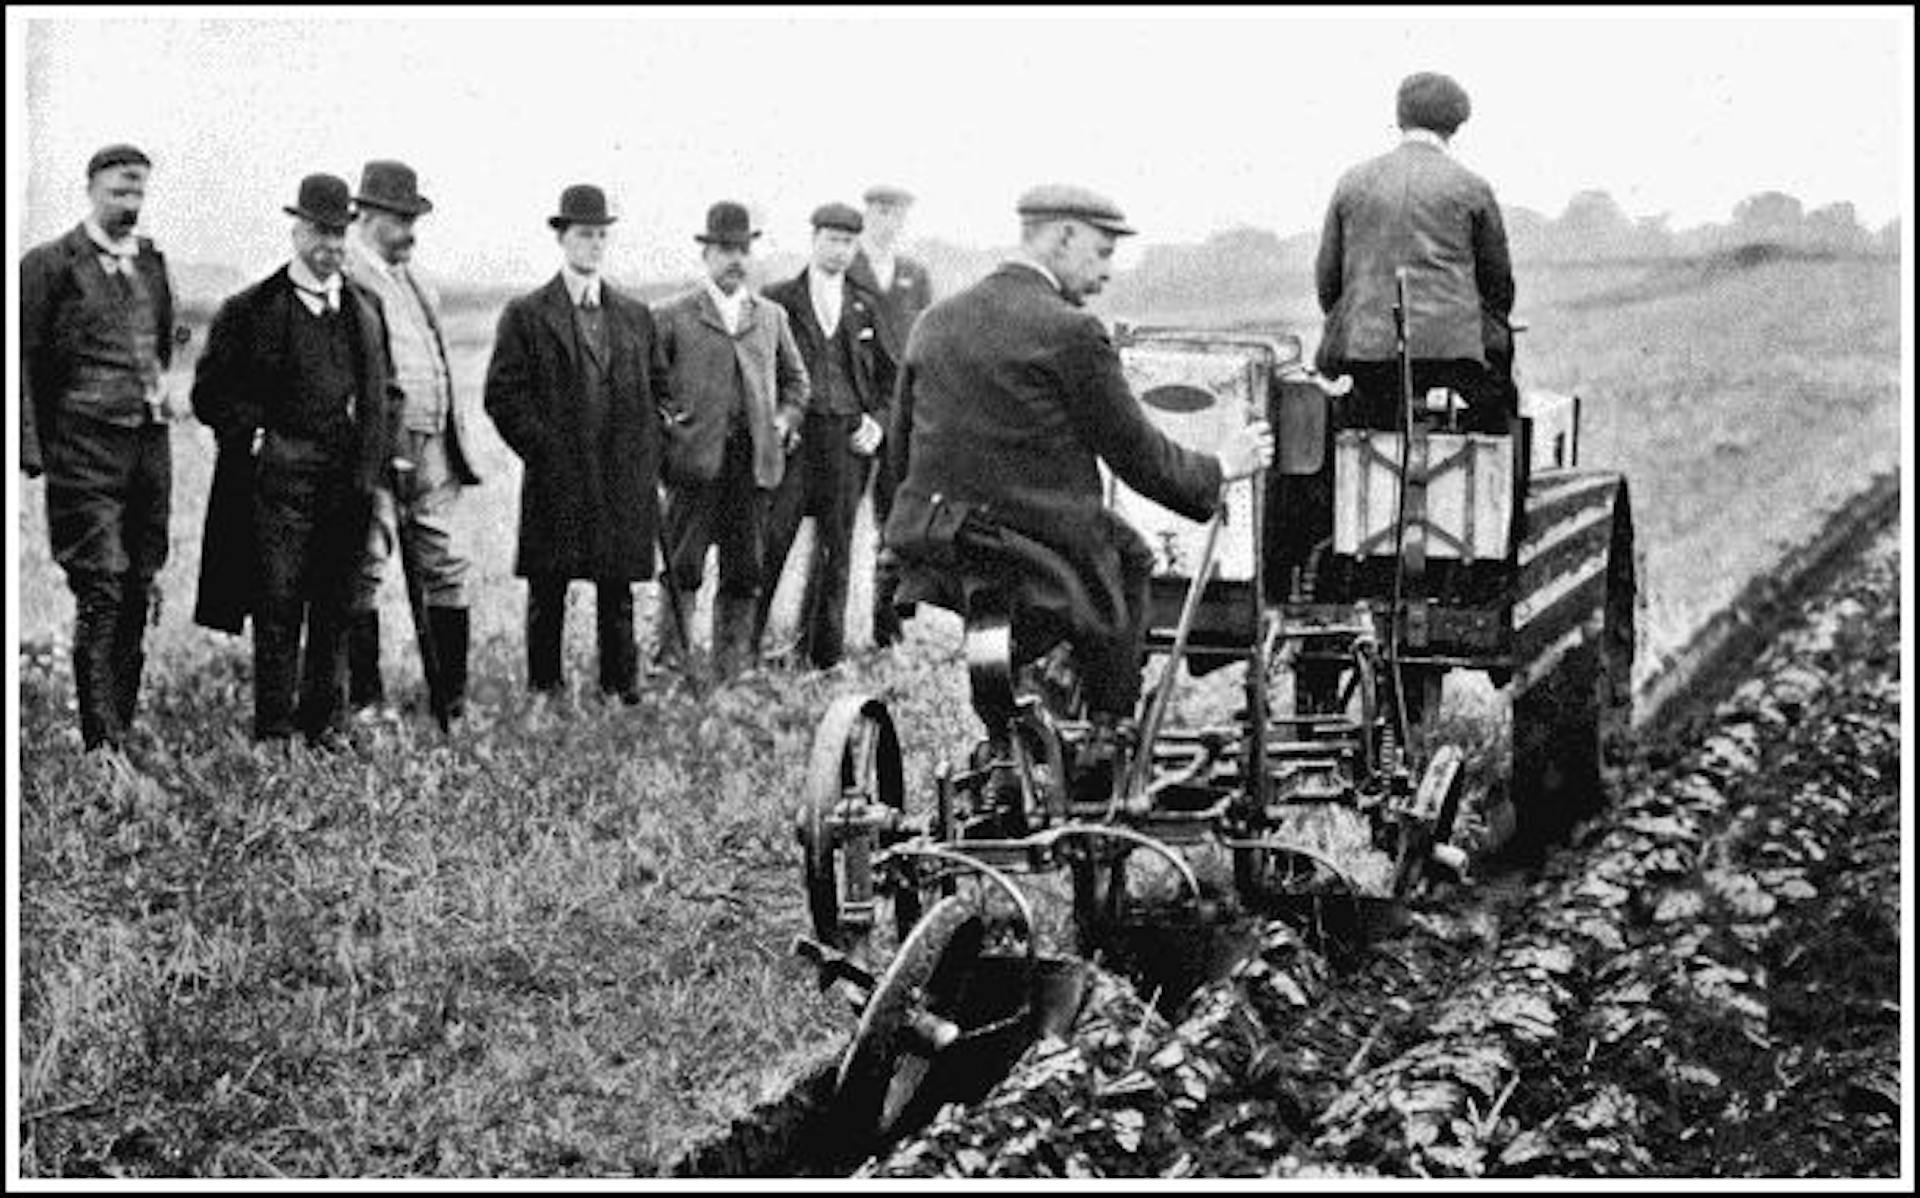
189,267,401,632
482,275,669,580
760,267,895,423
1314,141,1515,369
19,223,177,475
652,285,809,489
885,261,1222,577
847,248,934,365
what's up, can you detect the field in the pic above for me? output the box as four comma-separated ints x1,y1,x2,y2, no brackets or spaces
12,252,1903,1176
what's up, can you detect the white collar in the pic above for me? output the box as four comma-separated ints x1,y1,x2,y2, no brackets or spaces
288,256,341,297
705,275,746,311
809,264,846,294
1401,128,1449,152
84,217,138,259
1006,254,1063,294
561,265,602,307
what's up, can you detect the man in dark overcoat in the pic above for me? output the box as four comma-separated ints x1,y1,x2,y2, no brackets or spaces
884,185,1272,798
20,143,181,754
652,201,810,683
847,184,935,650
483,184,669,705
191,174,402,746
757,201,895,671
1314,71,1517,431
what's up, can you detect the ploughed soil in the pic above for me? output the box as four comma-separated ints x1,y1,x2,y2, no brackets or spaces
848,528,1903,1179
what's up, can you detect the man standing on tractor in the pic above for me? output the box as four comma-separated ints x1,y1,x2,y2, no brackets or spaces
1314,71,1517,432
882,184,1273,802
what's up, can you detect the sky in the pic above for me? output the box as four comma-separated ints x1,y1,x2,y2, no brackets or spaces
8,5,1915,286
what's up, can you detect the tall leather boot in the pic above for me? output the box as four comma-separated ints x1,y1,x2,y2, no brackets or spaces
428,606,470,721
347,609,385,711
653,581,694,674
110,575,153,733
711,591,758,683
71,574,125,752
596,582,639,704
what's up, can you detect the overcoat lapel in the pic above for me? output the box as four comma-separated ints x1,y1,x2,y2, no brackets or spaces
537,275,583,374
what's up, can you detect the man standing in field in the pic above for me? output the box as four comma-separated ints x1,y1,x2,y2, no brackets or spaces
1314,71,1517,431
652,201,809,684
756,202,895,671
884,185,1273,802
848,184,935,651
191,174,401,747
19,144,181,755
483,184,669,708
342,160,481,726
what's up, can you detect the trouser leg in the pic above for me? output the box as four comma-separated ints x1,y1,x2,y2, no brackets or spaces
110,574,152,731
595,580,637,699
252,596,304,741
869,451,910,647
429,606,470,719
527,575,567,693
350,486,395,708
296,599,348,741
69,571,125,751
713,434,769,678
754,433,810,652
656,481,714,671
798,438,862,669
111,426,170,735
347,609,385,709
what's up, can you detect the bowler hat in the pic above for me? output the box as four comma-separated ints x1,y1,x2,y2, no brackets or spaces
862,183,915,207
810,202,864,234
355,159,434,216
1016,183,1136,237
87,143,151,179
548,184,617,231
696,200,760,247
284,173,354,231
1397,72,1472,136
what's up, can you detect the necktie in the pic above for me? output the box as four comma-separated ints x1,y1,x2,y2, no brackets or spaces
580,288,599,311
296,283,338,313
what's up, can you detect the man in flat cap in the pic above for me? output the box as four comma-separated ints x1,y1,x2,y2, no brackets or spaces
191,174,402,747
341,160,482,727
1315,71,1517,431
19,143,181,754
883,184,1273,801
652,201,809,684
756,201,895,671
847,184,936,650
484,184,669,709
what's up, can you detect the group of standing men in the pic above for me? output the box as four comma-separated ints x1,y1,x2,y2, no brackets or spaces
23,72,1512,762
21,144,937,752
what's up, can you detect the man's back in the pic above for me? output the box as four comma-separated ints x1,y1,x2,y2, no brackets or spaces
896,263,1217,551
1315,141,1513,366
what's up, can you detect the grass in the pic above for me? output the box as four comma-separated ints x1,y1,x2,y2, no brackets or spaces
12,252,1902,1177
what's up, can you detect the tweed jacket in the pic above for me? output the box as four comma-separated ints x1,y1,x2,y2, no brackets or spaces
482,274,669,580
19,223,177,475
342,235,481,484
1314,141,1516,369
652,285,809,489
189,267,402,632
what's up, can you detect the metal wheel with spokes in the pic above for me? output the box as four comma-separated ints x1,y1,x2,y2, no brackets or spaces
797,693,914,952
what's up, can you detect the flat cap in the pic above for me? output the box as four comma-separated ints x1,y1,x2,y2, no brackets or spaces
1396,71,1472,135
1016,183,1135,236
811,201,864,234
87,143,151,178
862,183,915,206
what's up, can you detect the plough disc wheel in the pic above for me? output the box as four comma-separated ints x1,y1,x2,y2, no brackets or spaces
799,693,911,950
836,894,986,1143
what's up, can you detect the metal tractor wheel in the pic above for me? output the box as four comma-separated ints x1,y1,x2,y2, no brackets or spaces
798,693,916,952
835,893,987,1144
1509,472,1637,857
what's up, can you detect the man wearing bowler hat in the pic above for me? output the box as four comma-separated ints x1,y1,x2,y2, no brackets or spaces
483,184,669,707
756,201,895,671
20,143,183,754
652,201,809,683
1314,71,1517,431
342,159,481,726
883,184,1273,803
191,173,402,747
847,184,934,650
